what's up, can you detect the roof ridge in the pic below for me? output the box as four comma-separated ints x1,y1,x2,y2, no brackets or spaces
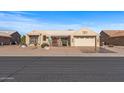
102,30,124,37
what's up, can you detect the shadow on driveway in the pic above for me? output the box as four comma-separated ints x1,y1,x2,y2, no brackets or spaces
80,47,116,53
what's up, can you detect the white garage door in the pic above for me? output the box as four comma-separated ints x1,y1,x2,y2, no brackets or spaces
74,36,95,46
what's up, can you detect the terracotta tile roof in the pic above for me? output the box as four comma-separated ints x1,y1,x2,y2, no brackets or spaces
27,28,97,36
102,30,124,37
28,30,75,36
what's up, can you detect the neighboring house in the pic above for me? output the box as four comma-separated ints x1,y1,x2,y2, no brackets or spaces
0,31,21,45
100,30,124,46
26,28,99,47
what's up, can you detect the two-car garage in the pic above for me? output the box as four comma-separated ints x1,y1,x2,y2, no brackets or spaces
73,36,96,46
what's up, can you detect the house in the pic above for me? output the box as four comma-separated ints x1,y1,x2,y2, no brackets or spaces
26,28,99,47
100,30,124,46
0,31,21,45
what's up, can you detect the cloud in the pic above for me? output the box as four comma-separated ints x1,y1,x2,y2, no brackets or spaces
0,21,82,34
0,12,37,22
2,12,110,34
0,12,82,35
2,11,124,35
7,11,36,15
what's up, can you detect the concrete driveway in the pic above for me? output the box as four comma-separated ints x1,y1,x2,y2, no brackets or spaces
103,46,124,53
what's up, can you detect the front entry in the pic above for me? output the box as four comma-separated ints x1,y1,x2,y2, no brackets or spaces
51,36,70,47
29,35,39,45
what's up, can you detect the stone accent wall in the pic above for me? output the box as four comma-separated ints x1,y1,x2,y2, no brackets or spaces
0,37,11,45
10,32,21,44
109,37,124,46
100,31,110,46
100,31,124,46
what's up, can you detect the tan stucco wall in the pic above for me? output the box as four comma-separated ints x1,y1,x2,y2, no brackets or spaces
97,36,100,47
37,34,42,45
26,35,29,45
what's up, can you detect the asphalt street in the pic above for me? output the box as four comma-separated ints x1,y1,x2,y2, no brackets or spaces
0,57,124,82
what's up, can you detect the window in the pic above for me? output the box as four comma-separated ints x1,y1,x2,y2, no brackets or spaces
43,35,46,41
29,36,38,44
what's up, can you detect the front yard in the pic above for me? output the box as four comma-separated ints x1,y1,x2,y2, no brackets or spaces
0,45,118,56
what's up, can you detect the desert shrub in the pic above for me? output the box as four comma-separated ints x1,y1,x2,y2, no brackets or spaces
20,35,26,45
41,43,49,48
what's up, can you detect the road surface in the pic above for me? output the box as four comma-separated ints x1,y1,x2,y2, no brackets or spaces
0,57,124,82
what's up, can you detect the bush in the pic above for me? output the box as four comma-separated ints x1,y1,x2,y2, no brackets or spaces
108,44,114,47
20,35,26,45
41,43,49,48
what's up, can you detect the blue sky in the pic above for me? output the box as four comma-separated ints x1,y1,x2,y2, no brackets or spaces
1,11,124,35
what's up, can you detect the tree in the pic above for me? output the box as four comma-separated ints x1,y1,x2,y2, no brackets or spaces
21,35,26,45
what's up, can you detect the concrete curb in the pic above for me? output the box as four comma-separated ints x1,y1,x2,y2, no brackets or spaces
0,53,124,57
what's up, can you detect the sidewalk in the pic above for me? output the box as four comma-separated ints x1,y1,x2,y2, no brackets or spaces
0,53,124,57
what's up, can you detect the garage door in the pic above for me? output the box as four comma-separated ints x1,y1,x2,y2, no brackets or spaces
74,36,95,46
